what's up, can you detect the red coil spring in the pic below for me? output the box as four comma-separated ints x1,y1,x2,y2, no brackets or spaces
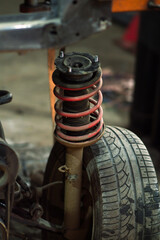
54,76,104,142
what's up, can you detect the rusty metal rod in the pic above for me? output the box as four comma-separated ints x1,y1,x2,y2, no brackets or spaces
64,147,83,233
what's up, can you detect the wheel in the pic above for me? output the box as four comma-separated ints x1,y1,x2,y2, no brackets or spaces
42,126,160,240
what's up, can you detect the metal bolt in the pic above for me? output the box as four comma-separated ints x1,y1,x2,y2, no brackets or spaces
59,51,64,58
94,55,99,63
34,209,43,219
68,66,72,73
30,203,43,220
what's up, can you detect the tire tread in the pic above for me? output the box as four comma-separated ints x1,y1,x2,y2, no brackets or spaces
87,126,160,239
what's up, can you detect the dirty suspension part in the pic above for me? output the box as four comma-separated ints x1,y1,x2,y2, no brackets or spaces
53,52,104,238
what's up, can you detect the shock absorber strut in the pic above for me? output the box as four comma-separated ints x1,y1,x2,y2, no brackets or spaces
53,52,104,237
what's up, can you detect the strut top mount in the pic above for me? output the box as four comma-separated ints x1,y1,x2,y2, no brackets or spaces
54,52,100,76
53,52,101,88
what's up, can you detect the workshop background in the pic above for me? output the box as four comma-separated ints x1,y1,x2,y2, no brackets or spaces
0,1,160,187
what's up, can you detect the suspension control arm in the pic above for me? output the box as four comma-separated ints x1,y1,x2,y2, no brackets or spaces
0,204,63,233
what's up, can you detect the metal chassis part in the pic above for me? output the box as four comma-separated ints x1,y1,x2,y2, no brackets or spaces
0,203,63,234
0,0,111,51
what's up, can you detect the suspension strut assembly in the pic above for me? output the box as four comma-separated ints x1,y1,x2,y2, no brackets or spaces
53,52,104,237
